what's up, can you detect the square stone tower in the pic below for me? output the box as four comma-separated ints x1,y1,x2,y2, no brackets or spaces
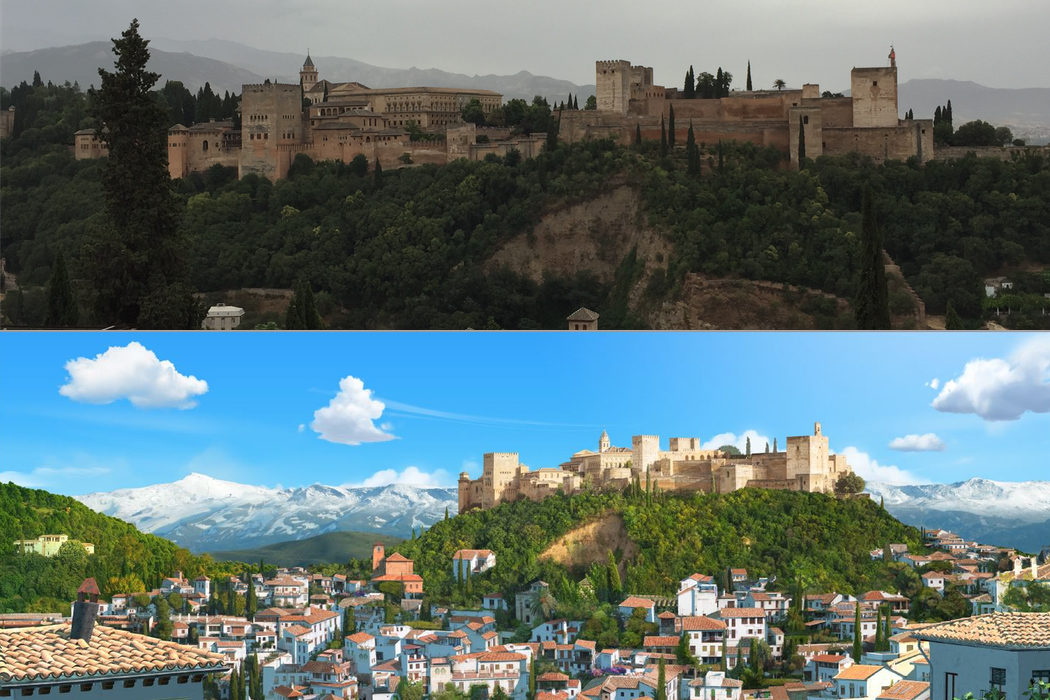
851,66,899,128
596,60,632,113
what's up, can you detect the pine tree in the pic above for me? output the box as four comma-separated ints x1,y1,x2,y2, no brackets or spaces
851,604,862,661
45,252,78,327
88,18,200,328
746,61,753,91
797,115,806,166
854,187,891,329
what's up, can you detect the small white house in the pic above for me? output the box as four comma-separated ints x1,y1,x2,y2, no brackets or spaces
202,302,245,330
453,548,496,580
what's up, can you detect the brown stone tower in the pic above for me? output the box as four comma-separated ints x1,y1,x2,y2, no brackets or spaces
300,53,318,92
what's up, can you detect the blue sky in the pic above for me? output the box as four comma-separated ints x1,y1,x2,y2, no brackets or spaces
1,332,1048,496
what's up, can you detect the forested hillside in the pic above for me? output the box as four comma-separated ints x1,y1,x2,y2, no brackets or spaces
0,482,240,613
396,488,923,611
3,79,1049,329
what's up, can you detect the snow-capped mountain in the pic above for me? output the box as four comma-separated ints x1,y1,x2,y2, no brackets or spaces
865,478,1050,552
77,473,458,552
866,478,1050,522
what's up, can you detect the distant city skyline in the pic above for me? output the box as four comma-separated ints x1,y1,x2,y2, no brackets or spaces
2,0,1049,90
1,333,1048,496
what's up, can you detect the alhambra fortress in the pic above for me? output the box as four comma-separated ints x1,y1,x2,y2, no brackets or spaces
75,49,933,179
458,422,854,512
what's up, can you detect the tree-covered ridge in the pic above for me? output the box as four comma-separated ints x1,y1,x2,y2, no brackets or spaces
3,78,1048,329
0,482,241,613
396,488,922,608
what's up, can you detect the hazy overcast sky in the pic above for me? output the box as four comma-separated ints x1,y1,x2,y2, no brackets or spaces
2,0,1048,90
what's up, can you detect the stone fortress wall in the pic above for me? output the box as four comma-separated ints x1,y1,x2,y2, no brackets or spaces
566,49,933,168
458,422,853,512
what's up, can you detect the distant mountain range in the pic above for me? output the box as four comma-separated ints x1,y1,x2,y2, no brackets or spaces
896,79,1050,143
77,473,458,553
865,478,1050,553
1,39,594,102
209,530,404,568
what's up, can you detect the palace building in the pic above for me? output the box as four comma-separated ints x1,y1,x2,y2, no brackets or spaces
458,422,853,512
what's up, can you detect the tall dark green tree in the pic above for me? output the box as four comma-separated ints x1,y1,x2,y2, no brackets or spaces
851,604,863,661
686,122,700,176
854,187,891,329
944,301,963,329
45,252,78,327
797,115,806,166
745,436,751,458
635,123,642,146
88,19,200,328
245,571,257,621
746,61,753,91
607,551,623,599
668,104,676,149
655,658,667,700
285,279,323,329
660,115,667,157
684,66,696,99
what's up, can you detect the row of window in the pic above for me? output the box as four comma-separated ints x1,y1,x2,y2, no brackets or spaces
0,673,203,696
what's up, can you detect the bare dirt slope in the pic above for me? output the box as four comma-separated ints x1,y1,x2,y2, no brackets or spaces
486,184,671,286
539,512,638,573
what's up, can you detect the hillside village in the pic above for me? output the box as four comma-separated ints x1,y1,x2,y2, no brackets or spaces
2,528,1048,700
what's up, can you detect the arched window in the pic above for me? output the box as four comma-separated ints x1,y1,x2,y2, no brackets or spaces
202,140,208,152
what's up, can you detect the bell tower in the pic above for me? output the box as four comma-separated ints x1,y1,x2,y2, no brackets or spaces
300,52,318,92
599,429,610,453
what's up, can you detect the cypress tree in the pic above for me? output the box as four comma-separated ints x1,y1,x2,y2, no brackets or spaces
851,605,862,661
774,438,778,452
686,121,699,175
945,100,953,126
934,105,942,124
720,638,728,671
684,66,695,99
945,301,963,329
635,123,642,145
874,607,883,650
854,187,891,329
660,115,667,157
797,115,806,166
746,436,751,458
45,252,78,327
655,658,667,700
528,656,537,700
746,61,753,91
89,18,200,328
668,104,676,148
608,551,622,598
573,95,579,110
373,157,383,184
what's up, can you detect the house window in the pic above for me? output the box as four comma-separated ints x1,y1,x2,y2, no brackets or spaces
803,116,809,125
872,81,878,87
991,668,1006,689
945,673,957,700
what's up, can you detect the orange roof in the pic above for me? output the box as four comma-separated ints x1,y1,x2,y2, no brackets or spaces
346,632,375,644
717,607,765,618
643,636,680,647
681,616,726,631
453,549,495,559
385,553,412,562
914,612,1050,648
479,651,526,662
835,665,884,681
0,623,225,683
812,654,847,663
877,681,930,700
620,596,655,608
538,672,570,681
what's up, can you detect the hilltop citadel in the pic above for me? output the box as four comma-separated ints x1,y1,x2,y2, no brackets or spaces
74,50,932,180
459,422,853,511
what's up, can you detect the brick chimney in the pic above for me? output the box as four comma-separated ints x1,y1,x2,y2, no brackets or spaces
71,578,100,641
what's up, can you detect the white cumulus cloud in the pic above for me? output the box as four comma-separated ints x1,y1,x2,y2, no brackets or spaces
840,446,924,485
702,430,773,454
346,466,451,488
59,342,208,409
932,338,1050,421
925,378,940,390
888,433,946,452
311,375,396,445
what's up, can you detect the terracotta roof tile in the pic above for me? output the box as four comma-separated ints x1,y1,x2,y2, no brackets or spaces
0,623,225,683
835,665,884,681
913,612,1050,648
877,681,930,700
